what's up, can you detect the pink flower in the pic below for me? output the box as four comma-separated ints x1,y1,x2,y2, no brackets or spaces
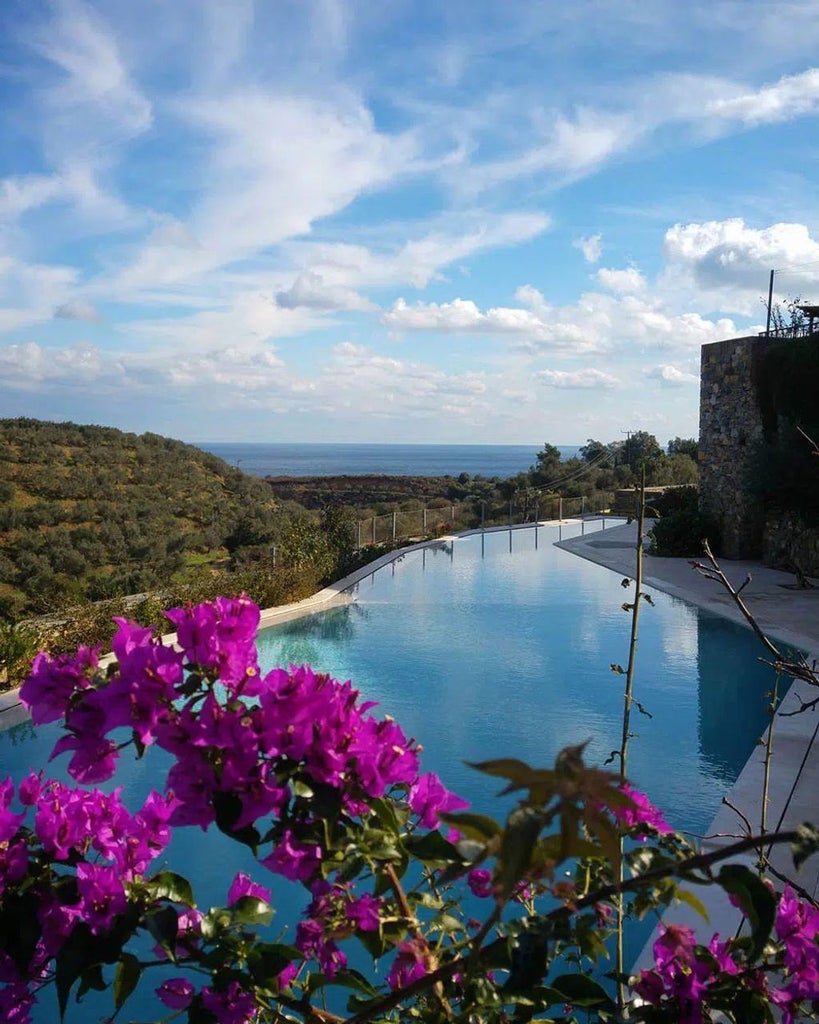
387,939,428,990
467,869,493,899
76,863,127,935
611,784,672,837
20,645,98,724
346,893,382,932
261,829,322,883
157,978,195,1010
408,772,469,828
201,981,258,1023
227,872,271,906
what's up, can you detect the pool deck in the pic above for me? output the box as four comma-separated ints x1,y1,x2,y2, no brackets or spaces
555,519,819,966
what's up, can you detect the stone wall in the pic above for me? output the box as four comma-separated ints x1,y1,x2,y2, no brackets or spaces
699,332,818,572
764,513,819,577
699,335,767,558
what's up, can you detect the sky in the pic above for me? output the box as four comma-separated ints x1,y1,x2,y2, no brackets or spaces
2,0,819,445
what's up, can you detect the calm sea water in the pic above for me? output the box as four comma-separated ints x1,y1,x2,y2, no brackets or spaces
196,442,581,478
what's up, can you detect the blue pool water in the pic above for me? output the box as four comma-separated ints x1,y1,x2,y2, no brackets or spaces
259,523,779,839
0,521,784,1019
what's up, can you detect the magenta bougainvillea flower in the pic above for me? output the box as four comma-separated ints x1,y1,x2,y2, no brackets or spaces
19,644,99,725
156,977,196,1010
228,872,271,906
612,783,672,836
408,771,469,828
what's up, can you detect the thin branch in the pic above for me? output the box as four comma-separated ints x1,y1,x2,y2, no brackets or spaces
691,542,818,689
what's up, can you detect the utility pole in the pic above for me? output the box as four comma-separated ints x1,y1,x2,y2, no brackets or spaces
765,268,775,337
620,430,632,467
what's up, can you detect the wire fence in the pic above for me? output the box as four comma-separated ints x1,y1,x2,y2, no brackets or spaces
354,494,594,549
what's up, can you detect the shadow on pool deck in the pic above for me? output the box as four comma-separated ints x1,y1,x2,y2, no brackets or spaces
555,519,819,967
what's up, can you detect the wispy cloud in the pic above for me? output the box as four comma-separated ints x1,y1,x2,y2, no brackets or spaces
574,234,603,264
538,368,620,389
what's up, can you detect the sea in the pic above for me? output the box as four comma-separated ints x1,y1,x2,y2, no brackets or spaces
196,442,581,478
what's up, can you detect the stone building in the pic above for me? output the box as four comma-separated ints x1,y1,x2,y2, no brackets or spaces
699,328,819,571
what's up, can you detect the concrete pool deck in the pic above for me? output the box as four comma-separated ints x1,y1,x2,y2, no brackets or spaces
555,519,819,963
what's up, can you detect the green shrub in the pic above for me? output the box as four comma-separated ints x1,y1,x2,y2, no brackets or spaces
649,488,721,557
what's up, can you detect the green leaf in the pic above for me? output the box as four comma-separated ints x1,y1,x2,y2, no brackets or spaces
231,895,274,927
369,796,401,834
212,790,261,854
584,810,621,872
466,757,535,784
144,905,179,958
148,870,195,906
404,830,462,864
307,968,379,997
438,811,503,841
248,943,300,987
0,891,42,978
113,953,141,1011
676,888,710,921
548,973,616,1009
792,823,819,871
55,925,97,1021
292,778,314,799
498,805,543,900
717,864,776,959
76,963,106,1001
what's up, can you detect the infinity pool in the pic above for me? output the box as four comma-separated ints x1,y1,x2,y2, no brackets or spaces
258,521,781,838
0,520,784,1019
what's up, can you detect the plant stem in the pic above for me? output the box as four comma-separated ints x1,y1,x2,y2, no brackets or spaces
616,467,646,1012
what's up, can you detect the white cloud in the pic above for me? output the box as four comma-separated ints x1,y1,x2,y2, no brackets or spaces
0,175,63,220
704,67,819,126
661,218,819,311
54,299,101,321
33,0,152,144
275,272,375,312
458,108,637,193
538,368,619,389
644,364,699,386
286,212,552,294
0,341,115,389
384,288,737,356
574,234,603,264
595,266,646,294
0,257,79,331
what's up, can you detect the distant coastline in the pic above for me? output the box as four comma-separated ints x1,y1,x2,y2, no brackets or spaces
196,442,582,479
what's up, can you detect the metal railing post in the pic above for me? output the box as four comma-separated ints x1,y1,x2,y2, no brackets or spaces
423,507,427,534
559,496,563,521
392,511,396,541
372,517,376,544
356,521,361,550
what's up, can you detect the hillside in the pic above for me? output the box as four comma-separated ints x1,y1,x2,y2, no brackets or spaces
264,473,484,509
0,418,282,618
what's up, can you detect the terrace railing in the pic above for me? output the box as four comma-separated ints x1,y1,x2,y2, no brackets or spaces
353,494,596,549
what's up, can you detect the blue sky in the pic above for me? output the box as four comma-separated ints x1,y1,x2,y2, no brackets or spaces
2,0,819,445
